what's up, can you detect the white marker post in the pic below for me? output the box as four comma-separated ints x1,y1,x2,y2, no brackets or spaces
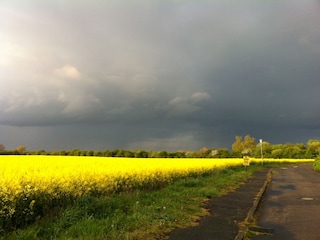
260,139,263,165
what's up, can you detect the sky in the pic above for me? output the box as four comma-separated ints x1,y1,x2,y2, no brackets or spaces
1,0,320,152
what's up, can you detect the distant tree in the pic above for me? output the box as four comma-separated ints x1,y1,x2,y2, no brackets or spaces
147,150,156,158
243,135,256,154
291,143,306,158
134,150,148,158
114,149,133,157
0,149,17,155
94,151,103,157
68,149,80,156
271,149,283,159
216,148,231,158
87,150,94,156
307,139,320,149
198,147,210,158
305,148,316,159
307,139,320,157
0,144,6,155
232,136,243,153
59,150,68,156
16,146,26,154
79,150,87,156
165,152,174,158
111,149,120,157
185,151,198,158
232,135,256,155
104,149,112,157
175,150,186,158
270,143,307,158
50,151,60,155
30,149,46,155
124,150,134,158
210,149,219,157
0,144,5,151
156,151,168,158
253,141,271,158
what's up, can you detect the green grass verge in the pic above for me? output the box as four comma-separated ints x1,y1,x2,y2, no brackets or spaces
1,165,262,240
313,156,320,171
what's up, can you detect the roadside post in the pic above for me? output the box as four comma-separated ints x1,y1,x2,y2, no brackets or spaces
260,139,263,165
243,156,250,171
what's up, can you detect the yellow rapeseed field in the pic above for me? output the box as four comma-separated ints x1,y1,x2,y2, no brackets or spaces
0,155,313,230
0,156,243,221
1,156,241,200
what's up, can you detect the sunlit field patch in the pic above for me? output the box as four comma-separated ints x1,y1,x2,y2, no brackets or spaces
0,156,244,196
250,158,314,164
0,155,313,234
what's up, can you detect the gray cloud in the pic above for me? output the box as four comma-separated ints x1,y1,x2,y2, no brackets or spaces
1,1,320,151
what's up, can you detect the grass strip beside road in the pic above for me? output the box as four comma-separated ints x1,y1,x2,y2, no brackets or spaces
1,165,262,240
313,156,320,171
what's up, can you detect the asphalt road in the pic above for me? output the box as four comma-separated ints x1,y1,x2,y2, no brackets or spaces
252,164,320,240
168,168,271,240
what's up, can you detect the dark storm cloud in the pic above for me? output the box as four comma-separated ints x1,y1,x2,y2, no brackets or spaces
1,1,320,151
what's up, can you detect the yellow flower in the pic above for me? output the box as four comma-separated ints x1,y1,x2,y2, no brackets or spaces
0,155,313,220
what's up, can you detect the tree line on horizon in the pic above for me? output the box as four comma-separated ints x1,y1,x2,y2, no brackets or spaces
0,135,320,159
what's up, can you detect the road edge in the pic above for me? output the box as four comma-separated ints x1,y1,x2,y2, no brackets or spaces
234,168,273,240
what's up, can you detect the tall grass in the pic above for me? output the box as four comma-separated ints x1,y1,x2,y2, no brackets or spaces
313,156,320,171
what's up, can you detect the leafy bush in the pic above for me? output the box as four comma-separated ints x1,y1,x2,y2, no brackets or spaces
313,156,320,171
